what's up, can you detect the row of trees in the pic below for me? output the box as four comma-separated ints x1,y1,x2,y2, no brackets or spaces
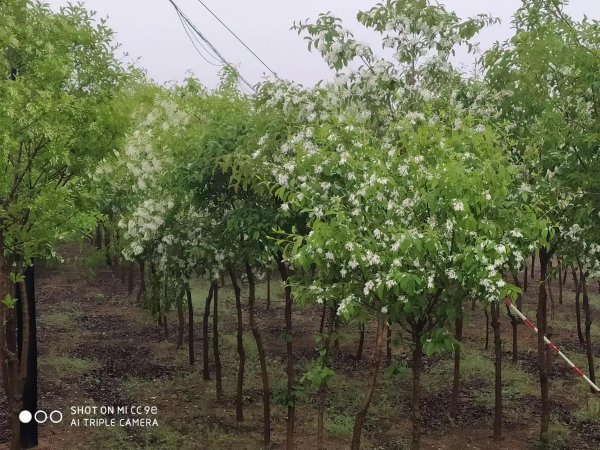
2,0,600,449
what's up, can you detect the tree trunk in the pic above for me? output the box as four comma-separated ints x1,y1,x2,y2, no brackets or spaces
266,271,271,310
450,302,463,418
558,262,563,305
491,301,502,442
581,272,596,393
537,247,550,442
411,332,424,450
17,266,38,448
203,284,214,381
104,224,112,267
356,324,365,361
186,284,194,365
524,264,528,293
127,263,135,297
319,302,326,335
386,324,392,367
531,252,536,279
245,264,271,447
228,267,245,422
573,269,584,345
212,282,223,399
136,261,146,305
350,314,385,450
509,272,523,364
95,223,103,250
317,302,336,450
485,310,490,351
177,302,184,350
276,255,295,450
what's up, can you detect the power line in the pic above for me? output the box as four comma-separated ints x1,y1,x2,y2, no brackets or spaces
167,0,256,92
175,8,222,67
192,0,279,78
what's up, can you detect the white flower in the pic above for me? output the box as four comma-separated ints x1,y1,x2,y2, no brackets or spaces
280,203,289,212
453,201,464,212
474,124,486,133
381,306,388,314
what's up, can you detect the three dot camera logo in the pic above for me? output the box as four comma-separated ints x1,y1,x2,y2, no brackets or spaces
19,409,63,424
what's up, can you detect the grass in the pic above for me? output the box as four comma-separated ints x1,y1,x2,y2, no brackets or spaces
323,412,354,438
39,355,99,377
39,310,77,331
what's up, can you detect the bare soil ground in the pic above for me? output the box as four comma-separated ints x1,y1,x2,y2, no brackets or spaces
2,246,600,449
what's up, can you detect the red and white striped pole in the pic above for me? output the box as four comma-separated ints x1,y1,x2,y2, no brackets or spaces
503,297,600,393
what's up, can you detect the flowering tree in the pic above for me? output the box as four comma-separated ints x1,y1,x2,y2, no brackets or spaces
0,1,131,448
484,0,600,440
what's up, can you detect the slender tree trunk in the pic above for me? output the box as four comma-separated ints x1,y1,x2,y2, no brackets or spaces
524,264,528,293
573,269,584,345
228,267,245,422
411,331,424,450
509,272,523,364
356,324,365,361
276,256,295,450
266,271,271,310
17,266,37,448
317,304,335,450
186,284,194,365
450,301,463,418
531,252,536,279
104,224,112,267
127,263,135,296
558,262,563,305
386,324,392,367
203,284,214,380
491,301,502,442
136,261,146,305
562,264,568,287
212,282,223,399
319,302,326,335
332,311,340,354
350,314,385,450
177,302,184,350
95,224,102,250
537,247,550,442
245,264,271,446
581,272,596,393
485,310,490,351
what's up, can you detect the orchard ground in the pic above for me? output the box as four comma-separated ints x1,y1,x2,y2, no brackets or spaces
1,244,600,450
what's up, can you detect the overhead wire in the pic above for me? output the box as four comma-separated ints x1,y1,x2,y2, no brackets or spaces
175,8,222,67
192,0,279,78
167,0,256,92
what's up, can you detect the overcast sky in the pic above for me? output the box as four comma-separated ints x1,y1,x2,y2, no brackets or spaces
44,0,600,89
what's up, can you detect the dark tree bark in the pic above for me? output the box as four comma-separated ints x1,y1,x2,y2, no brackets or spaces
228,266,245,422
507,272,523,364
276,255,295,450
16,265,38,448
573,268,584,345
531,252,536,279
491,301,502,442
356,324,365,361
245,264,271,446
350,314,385,450
177,302,184,350
386,324,392,367
202,284,214,381
537,247,551,442
266,271,271,310
186,284,194,365
410,331,424,450
485,310,490,351
319,302,327,335
581,271,596,393
212,282,223,398
558,262,563,305
136,261,146,305
450,301,463,418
